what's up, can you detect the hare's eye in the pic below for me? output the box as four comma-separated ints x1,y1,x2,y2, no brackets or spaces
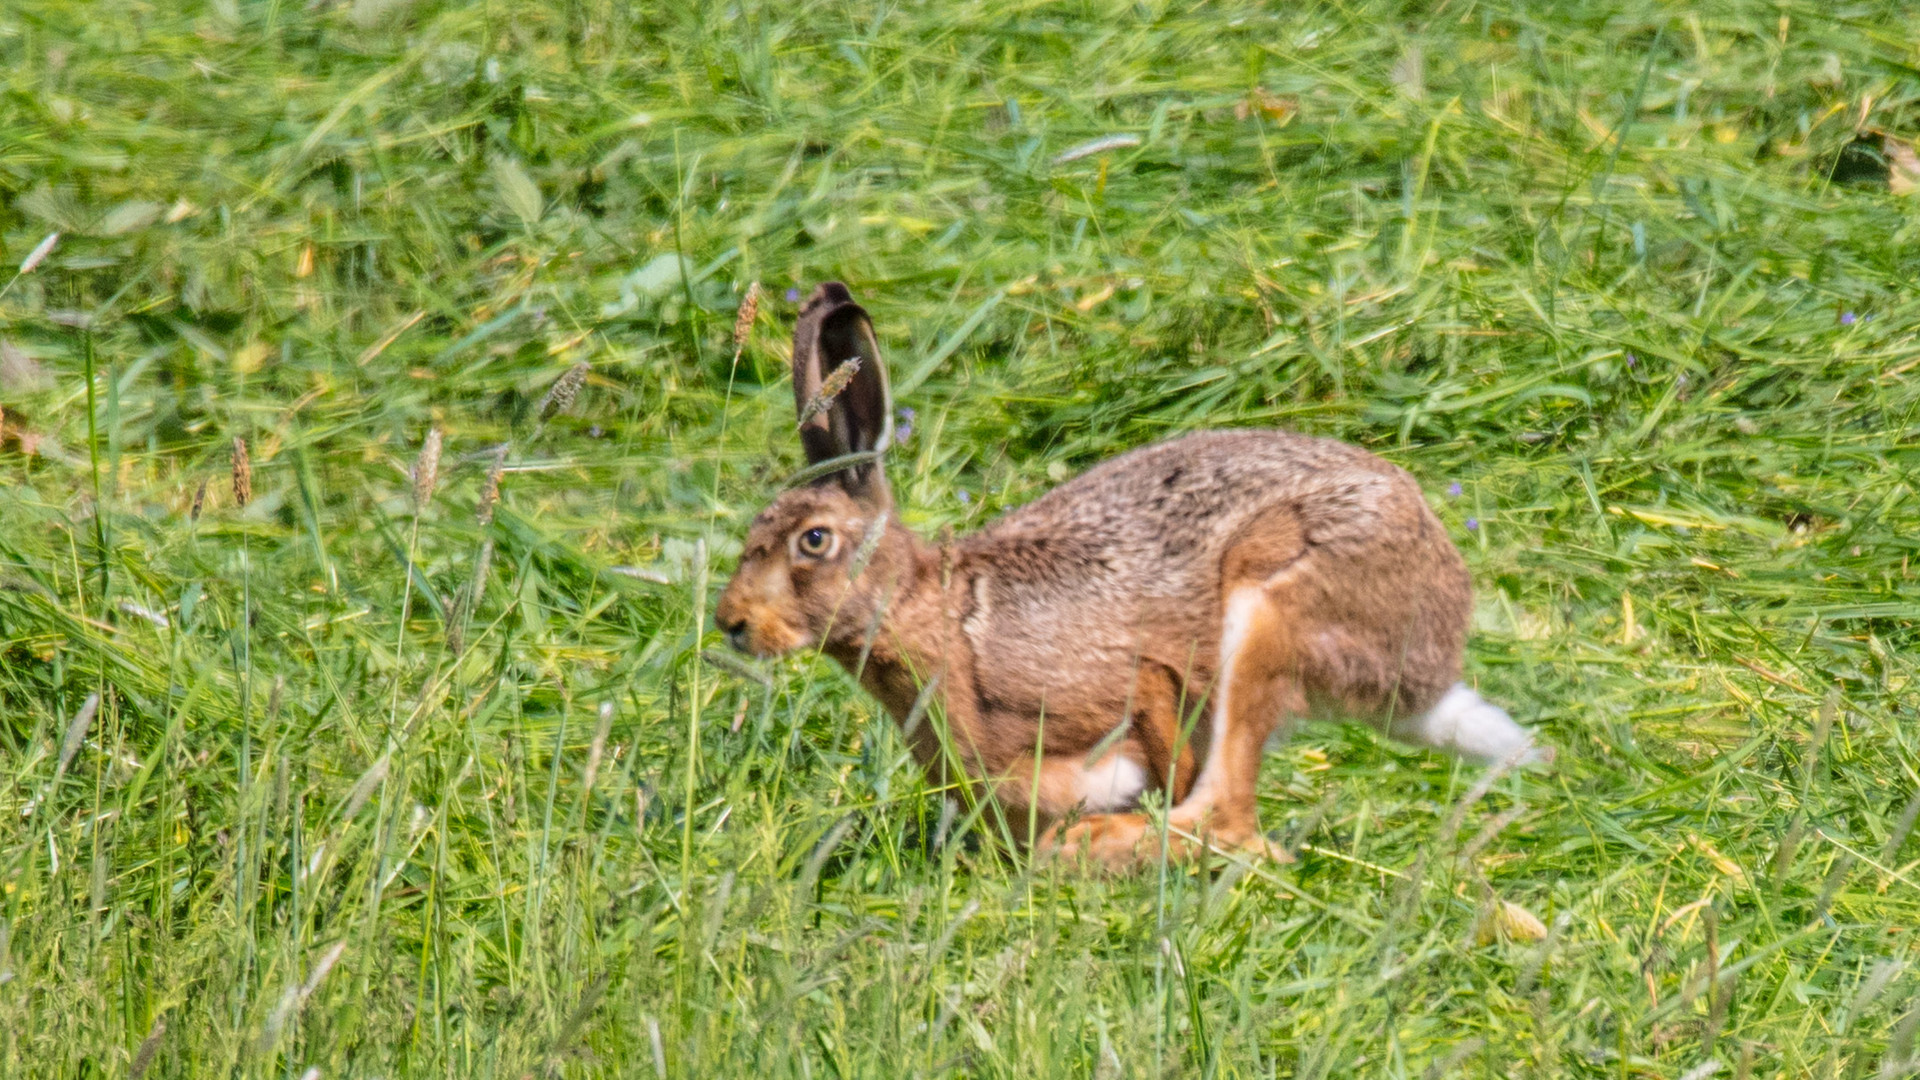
796,527,835,558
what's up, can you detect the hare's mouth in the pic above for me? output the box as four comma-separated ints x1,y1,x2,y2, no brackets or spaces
721,616,810,659
718,614,764,656
724,624,751,653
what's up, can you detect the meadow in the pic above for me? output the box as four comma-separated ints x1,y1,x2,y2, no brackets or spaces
3,0,1920,1075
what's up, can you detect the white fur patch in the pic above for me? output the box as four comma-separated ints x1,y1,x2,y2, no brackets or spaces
1176,586,1266,815
964,574,994,645
1076,752,1148,812
1413,683,1535,764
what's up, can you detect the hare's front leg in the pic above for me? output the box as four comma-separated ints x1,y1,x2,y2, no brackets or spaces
1128,660,1198,803
1039,811,1154,868
1038,664,1204,870
1005,748,1148,851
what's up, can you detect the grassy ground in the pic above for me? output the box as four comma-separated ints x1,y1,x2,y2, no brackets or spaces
3,0,1920,1075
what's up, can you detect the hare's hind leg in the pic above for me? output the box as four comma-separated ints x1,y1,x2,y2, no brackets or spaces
1165,579,1308,859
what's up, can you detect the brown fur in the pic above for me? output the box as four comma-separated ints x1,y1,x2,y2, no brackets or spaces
715,283,1511,870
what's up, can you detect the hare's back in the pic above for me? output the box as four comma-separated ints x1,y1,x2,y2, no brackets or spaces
955,428,1461,730
972,428,1425,591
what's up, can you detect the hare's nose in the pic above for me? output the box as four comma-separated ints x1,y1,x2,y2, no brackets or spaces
719,614,749,652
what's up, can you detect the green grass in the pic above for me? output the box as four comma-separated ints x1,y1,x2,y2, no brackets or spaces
3,0,1920,1075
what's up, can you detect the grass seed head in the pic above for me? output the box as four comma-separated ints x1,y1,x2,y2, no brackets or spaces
17,232,58,275
1475,898,1549,946
444,596,466,656
797,356,861,427
54,692,100,781
733,281,761,348
539,363,588,421
583,700,614,794
471,538,494,597
477,442,508,526
230,437,251,509
412,426,443,508
190,478,208,520
460,536,496,649
341,755,390,823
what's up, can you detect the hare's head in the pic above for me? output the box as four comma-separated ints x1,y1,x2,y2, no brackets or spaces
716,284,901,658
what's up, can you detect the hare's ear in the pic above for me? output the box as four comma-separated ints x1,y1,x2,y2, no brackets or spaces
791,282,892,501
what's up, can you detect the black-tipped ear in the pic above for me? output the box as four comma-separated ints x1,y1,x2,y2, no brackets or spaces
791,282,892,501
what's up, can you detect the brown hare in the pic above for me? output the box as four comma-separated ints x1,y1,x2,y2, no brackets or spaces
715,283,1539,869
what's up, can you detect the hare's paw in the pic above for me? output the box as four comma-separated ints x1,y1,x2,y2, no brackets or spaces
1042,813,1296,871
1165,815,1295,865
1039,813,1153,871
1210,830,1295,865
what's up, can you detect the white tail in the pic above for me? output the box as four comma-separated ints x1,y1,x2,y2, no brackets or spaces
1409,683,1538,764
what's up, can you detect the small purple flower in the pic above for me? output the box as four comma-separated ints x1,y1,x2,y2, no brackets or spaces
1465,517,1479,531
895,422,913,445
1625,353,1637,368
785,287,801,303
588,424,604,438
898,406,916,422
958,490,971,504
1841,311,1858,326
1447,482,1462,498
